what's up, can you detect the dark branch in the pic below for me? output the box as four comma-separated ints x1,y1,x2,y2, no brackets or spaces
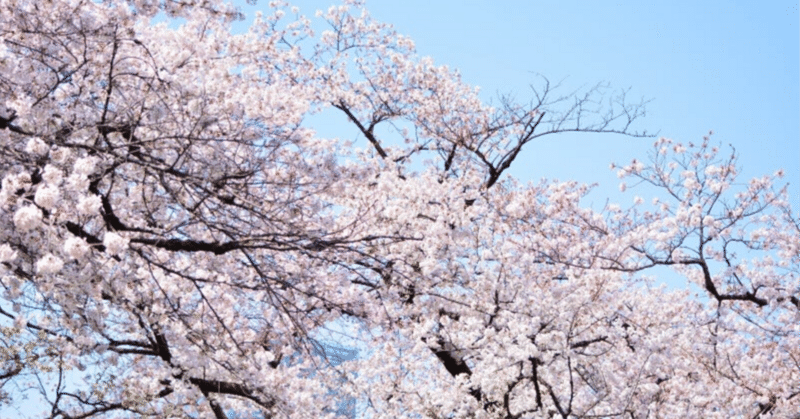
334,101,388,159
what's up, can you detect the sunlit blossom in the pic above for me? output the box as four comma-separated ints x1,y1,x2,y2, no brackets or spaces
13,205,41,231
103,232,129,255
36,253,64,275
63,237,90,260
34,185,60,210
76,194,102,216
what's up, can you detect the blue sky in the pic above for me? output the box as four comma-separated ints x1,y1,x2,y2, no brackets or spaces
241,0,799,208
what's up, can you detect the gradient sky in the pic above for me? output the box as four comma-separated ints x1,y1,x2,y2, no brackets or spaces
240,0,799,209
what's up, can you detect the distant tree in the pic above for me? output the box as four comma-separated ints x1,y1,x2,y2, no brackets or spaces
0,0,797,418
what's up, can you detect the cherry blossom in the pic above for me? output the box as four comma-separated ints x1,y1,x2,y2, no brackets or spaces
35,254,64,275
0,0,796,418
13,206,42,232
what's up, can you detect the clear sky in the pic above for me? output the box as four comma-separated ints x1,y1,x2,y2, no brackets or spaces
240,0,799,209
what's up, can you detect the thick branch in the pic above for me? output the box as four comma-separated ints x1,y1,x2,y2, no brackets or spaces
530,357,543,409
65,222,105,250
484,111,545,190
425,336,485,403
570,336,608,350
0,112,30,135
188,376,275,410
334,101,388,159
152,327,172,363
131,237,243,254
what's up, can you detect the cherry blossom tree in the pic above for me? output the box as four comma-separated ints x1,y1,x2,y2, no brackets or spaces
0,0,797,418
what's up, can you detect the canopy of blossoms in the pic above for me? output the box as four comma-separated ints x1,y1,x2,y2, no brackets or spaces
0,0,797,417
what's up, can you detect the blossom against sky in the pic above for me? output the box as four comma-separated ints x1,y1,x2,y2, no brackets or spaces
241,0,799,206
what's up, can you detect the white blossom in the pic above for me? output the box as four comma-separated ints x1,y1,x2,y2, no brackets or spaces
13,206,42,231
76,194,102,215
65,173,89,192
704,165,721,177
34,185,60,210
2,172,31,192
0,244,17,263
13,313,26,329
25,137,49,155
36,253,64,275
103,232,129,255
49,147,71,164
42,165,64,185
63,237,90,260
73,156,99,176
630,159,645,173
